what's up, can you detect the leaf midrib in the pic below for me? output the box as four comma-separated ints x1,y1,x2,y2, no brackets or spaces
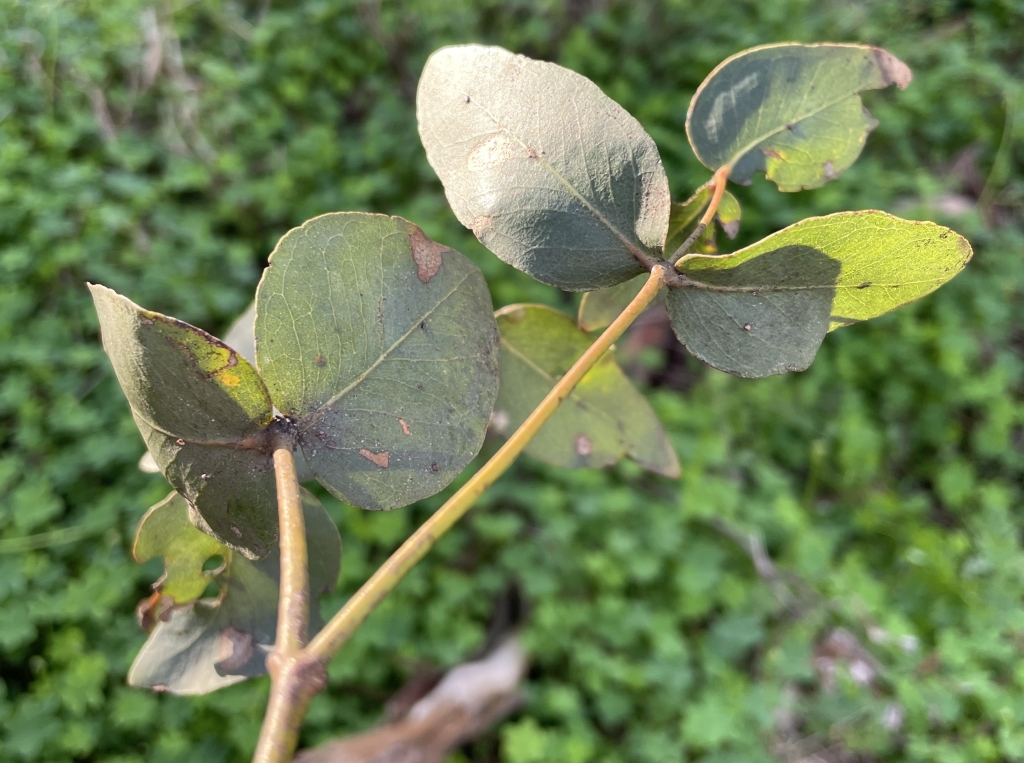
300,272,473,430
499,336,622,433
718,89,862,171
470,98,657,269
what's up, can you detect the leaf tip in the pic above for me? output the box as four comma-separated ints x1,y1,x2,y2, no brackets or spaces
873,48,912,90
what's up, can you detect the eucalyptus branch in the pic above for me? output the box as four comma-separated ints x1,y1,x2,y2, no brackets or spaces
251,428,317,763
271,426,309,656
304,265,669,664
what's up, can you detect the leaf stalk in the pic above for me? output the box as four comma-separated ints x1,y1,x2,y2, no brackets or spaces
668,166,730,265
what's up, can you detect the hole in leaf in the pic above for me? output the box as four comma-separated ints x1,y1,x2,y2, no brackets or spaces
202,554,225,573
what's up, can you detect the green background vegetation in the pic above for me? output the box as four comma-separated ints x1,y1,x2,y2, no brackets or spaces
1,1,1022,761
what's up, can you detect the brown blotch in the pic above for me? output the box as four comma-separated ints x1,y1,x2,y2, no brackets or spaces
360,448,390,468
743,323,752,332
315,354,327,367
431,462,440,472
399,418,411,436
215,627,254,672
762,148,783,160
470,214,493,239
409,227,447,283
857,282,872,290
873,48,912,89
575,434,593,457
136,592,174,633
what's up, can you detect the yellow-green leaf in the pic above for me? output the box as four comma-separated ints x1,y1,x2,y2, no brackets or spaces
667,211,971,377
133,493,224,603
128,490,340,695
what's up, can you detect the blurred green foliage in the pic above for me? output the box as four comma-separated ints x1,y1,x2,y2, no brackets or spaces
1,1,1023,761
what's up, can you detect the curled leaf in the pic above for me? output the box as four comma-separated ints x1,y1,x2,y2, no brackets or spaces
687,43,912,191
128,490,341,695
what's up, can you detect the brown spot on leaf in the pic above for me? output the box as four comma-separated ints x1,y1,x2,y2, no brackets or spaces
176,438,186,446
743,323,752,332
470,215,493,239
857,281,872,289
315,354,326,367
360,448,390,468
215,627,254,672
823,160,837,179
431,462,440,472
409,227,446,283
873,48,912,89
136,592,174,632
762,148,783,160
399,418,411,436
575,434,592,457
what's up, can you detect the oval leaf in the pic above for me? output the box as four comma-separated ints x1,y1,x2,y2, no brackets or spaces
667,211,971,377
128,490,340,695
89,284,277,559
255,213,500,511
417,44,670,291
495,304,679,477
687,43,912,191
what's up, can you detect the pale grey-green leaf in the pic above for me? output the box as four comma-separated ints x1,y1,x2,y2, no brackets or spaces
417,44,670,291
255,213,500,511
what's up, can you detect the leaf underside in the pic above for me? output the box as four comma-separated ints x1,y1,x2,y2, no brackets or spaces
495,304,679,477
128,490,340,695
686,43,912,191
417,44,671,291
667,210,972,378
255,212,500,511
89,284,277,559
